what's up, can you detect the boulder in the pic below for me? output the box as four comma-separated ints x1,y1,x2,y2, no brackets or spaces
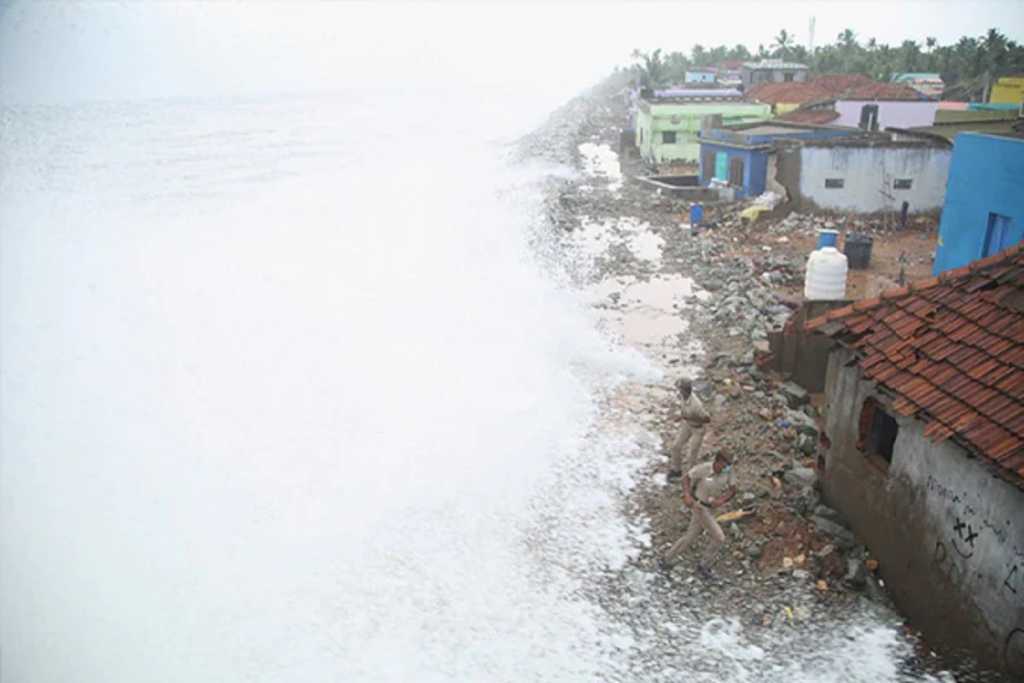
780,381,809,408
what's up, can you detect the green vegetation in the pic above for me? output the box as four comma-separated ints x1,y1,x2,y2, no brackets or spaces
617,28,1024,101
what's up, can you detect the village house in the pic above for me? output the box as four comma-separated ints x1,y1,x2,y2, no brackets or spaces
696,122,860,199
748,74,938,130
634,91,770,165
684,68,717,85
740,59,809,90
773,135,951,214
892,72,945,99
932,132,1024,274
714,60,744,89
806,246,1024,678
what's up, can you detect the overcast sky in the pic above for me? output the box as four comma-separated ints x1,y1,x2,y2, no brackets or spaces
2,1,1023,104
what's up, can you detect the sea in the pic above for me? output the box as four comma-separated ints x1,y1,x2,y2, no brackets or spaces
0,89,951,682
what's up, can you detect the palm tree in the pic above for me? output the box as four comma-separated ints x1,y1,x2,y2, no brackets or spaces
631,49,667,89
980,29,1010,100
691,44,708,67
837,29,858,51
772,29,794,60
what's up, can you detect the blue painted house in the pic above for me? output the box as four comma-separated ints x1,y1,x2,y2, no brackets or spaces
697,123,859,199
933,133,1024,274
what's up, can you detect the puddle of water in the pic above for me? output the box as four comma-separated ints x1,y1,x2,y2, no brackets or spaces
588,274,708,350
577,142,623,191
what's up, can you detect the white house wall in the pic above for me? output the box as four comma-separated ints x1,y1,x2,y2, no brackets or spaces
834,100,939,129
798,145,951,213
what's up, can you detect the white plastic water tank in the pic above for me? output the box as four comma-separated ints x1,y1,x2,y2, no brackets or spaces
804,247,849,300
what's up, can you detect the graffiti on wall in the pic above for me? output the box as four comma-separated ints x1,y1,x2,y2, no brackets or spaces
926,475,1023,675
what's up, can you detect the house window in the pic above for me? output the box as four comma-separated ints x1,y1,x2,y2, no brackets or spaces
825,178,845,189
894,178,913,190
857,397,899,466
663,131,677,144
983,212,1016,257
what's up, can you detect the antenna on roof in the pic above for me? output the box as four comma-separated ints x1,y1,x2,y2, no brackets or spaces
809,16,816,53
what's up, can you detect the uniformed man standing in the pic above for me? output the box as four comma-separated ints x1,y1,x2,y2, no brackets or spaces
668,377,710,480
659,452,737,578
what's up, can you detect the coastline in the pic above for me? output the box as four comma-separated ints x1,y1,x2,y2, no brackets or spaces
518,84,1004,681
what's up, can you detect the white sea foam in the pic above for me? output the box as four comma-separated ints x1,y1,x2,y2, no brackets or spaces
1,91,948,682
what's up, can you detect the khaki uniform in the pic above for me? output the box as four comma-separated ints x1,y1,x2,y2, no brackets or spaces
665,461,736,566
670,393,709,473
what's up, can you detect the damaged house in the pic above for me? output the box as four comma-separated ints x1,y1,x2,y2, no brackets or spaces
697,122,860,199
807,245,1024,677
774,136,951,214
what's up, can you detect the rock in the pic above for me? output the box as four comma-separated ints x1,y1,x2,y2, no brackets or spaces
813,516,856,549
785,409,819,437
780,381,809,408
784,467,817,487
793,569,810,580
845,557,867,588
813,505,846,526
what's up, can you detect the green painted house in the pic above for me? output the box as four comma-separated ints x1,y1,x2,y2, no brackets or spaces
635,94,772,164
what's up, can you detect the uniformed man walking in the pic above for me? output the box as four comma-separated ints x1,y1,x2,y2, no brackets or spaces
668,377,710,480
659,452,737,578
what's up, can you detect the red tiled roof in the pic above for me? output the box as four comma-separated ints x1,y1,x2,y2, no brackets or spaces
777,109,842,125
746,81,833,105
807,244,1024,483
747,74,924,104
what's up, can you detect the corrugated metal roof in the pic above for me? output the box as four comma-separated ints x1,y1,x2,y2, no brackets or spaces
807,244,1024,484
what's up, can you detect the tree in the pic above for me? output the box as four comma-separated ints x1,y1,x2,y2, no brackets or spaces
631,49,668,89
727,44,752,61
837,29,858,50
691,44,708,67
772,29,794,60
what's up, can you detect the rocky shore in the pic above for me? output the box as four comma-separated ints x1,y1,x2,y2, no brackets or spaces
518,85,1001,681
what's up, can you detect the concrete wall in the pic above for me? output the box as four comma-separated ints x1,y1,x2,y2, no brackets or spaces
834,100,939,129
635,102,771,163
767,300,849,392
822,348,1024,676
795,144,951,213
741,68,809,89
990,77,1024,105
934,133,1024,274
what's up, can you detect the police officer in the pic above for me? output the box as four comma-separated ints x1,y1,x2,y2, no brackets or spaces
668,377,710,480
660,452,737,578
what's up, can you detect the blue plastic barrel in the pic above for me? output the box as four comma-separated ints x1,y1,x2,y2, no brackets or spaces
689,203,704,226
817,229,839,249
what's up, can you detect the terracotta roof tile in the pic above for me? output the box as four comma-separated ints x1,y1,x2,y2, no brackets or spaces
746,74,924,104
809,245,1024,484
